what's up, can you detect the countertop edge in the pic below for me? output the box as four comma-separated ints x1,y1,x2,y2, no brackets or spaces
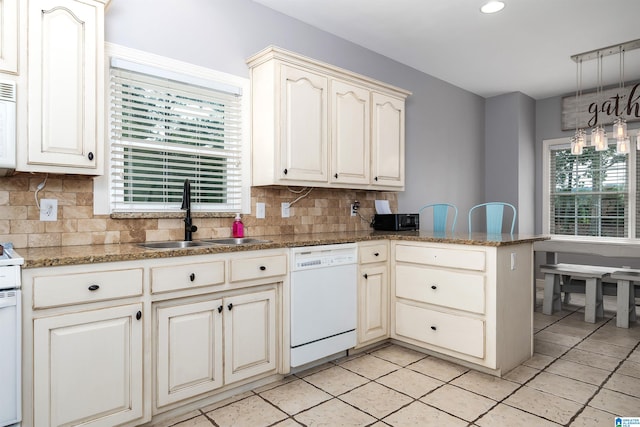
20,232,549,269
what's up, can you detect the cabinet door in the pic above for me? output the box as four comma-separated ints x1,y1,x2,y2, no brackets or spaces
224,289,277,384
371,92,405,188
27,0,102,172
358,264,388,345
279,65,328,183
156,299,224,408
33,304,144,427
0,0,18,73
330,80,370,185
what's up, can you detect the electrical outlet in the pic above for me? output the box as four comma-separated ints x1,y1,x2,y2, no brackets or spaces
351,200,360,217
256,202,265,219
510,252,517,270
40,199,58,221
281,202,290,218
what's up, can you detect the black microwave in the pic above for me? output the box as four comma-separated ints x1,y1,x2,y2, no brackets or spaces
372,214,419,231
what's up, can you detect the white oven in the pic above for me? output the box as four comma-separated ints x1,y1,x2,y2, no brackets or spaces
0,244,23,427
290,243,357,368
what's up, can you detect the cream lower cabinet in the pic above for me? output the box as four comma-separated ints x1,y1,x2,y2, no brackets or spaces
24,263,146,427
356,241,389,347
156,299,224,408
33,304,144,427
155,289,277,408
391,241,534,376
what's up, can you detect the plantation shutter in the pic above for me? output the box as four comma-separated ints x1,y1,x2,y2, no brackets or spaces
109,64,243,212
549,144,628,237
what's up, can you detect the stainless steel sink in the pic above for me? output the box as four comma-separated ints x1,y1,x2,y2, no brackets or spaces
202,238,272,245
138,241,213,249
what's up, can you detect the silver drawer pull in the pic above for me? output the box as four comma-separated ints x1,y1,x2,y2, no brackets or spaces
88,284,100,291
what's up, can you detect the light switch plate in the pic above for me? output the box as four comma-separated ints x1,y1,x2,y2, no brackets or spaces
256,202,265,219
40,199,58,221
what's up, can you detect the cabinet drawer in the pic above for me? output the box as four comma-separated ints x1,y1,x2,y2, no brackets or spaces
230,255,287,283
151,261,225,294
396,265,485,314
395,302,484,359
359,242,388,264
33,268,143,309
395,244,485,271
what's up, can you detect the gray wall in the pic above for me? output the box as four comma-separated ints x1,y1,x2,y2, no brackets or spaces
105,0,487,232
484,92,536,234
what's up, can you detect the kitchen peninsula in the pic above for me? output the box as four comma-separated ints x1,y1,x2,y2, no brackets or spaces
19,231,546,426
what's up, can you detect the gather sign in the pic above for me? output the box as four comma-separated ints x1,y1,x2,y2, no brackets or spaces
561,83,640,131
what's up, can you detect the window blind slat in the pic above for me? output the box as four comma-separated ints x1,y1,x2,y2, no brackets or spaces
109,63,244,212
549,144,628,237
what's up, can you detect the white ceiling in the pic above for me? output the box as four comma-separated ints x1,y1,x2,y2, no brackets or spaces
252,0,640,100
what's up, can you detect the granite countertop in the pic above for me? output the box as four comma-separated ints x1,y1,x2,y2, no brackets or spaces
19,231,549,269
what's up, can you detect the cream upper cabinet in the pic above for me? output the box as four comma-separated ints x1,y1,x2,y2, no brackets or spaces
22,0,108,174
248,46,410,190
278,65,329,183
371,92,405,188
0,0,18,73
331,80,370,186
251,59,328,185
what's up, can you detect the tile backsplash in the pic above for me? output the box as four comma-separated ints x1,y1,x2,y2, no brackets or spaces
0,173,398,249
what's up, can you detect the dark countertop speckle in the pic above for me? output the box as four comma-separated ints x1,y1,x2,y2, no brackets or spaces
20,231,549,269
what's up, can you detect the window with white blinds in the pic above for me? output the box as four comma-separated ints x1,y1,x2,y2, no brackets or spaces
108,57,246,213
548,143,630,238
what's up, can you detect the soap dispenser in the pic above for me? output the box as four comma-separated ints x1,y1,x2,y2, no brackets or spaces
232,213,244,238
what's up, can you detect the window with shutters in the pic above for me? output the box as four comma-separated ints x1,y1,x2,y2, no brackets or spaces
95,44,250,214
543,137,637,239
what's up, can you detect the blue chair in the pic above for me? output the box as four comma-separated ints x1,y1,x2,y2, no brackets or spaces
468,202,516,235
418,203,458,233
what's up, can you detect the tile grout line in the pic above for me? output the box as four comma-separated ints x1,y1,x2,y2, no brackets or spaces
172,303,637,427
469,304,623,426
565,338,640,426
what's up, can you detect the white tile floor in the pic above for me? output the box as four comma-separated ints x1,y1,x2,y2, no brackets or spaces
156,291,640,427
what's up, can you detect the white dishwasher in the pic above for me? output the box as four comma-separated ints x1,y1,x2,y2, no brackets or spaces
290,243,357,367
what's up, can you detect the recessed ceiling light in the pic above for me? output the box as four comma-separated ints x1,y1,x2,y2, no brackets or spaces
480,1,505,14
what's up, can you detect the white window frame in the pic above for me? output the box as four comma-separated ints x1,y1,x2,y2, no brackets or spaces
94,43,251,215
542,137,638,241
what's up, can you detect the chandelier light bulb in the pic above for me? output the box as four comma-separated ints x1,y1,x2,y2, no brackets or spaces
617,137,630,154
592,126,608,151
613,117,627,141
571,137,583,155
576,129,586,148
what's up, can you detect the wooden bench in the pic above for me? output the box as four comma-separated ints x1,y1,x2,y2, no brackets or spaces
609,271,640,328
540,263,617,323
